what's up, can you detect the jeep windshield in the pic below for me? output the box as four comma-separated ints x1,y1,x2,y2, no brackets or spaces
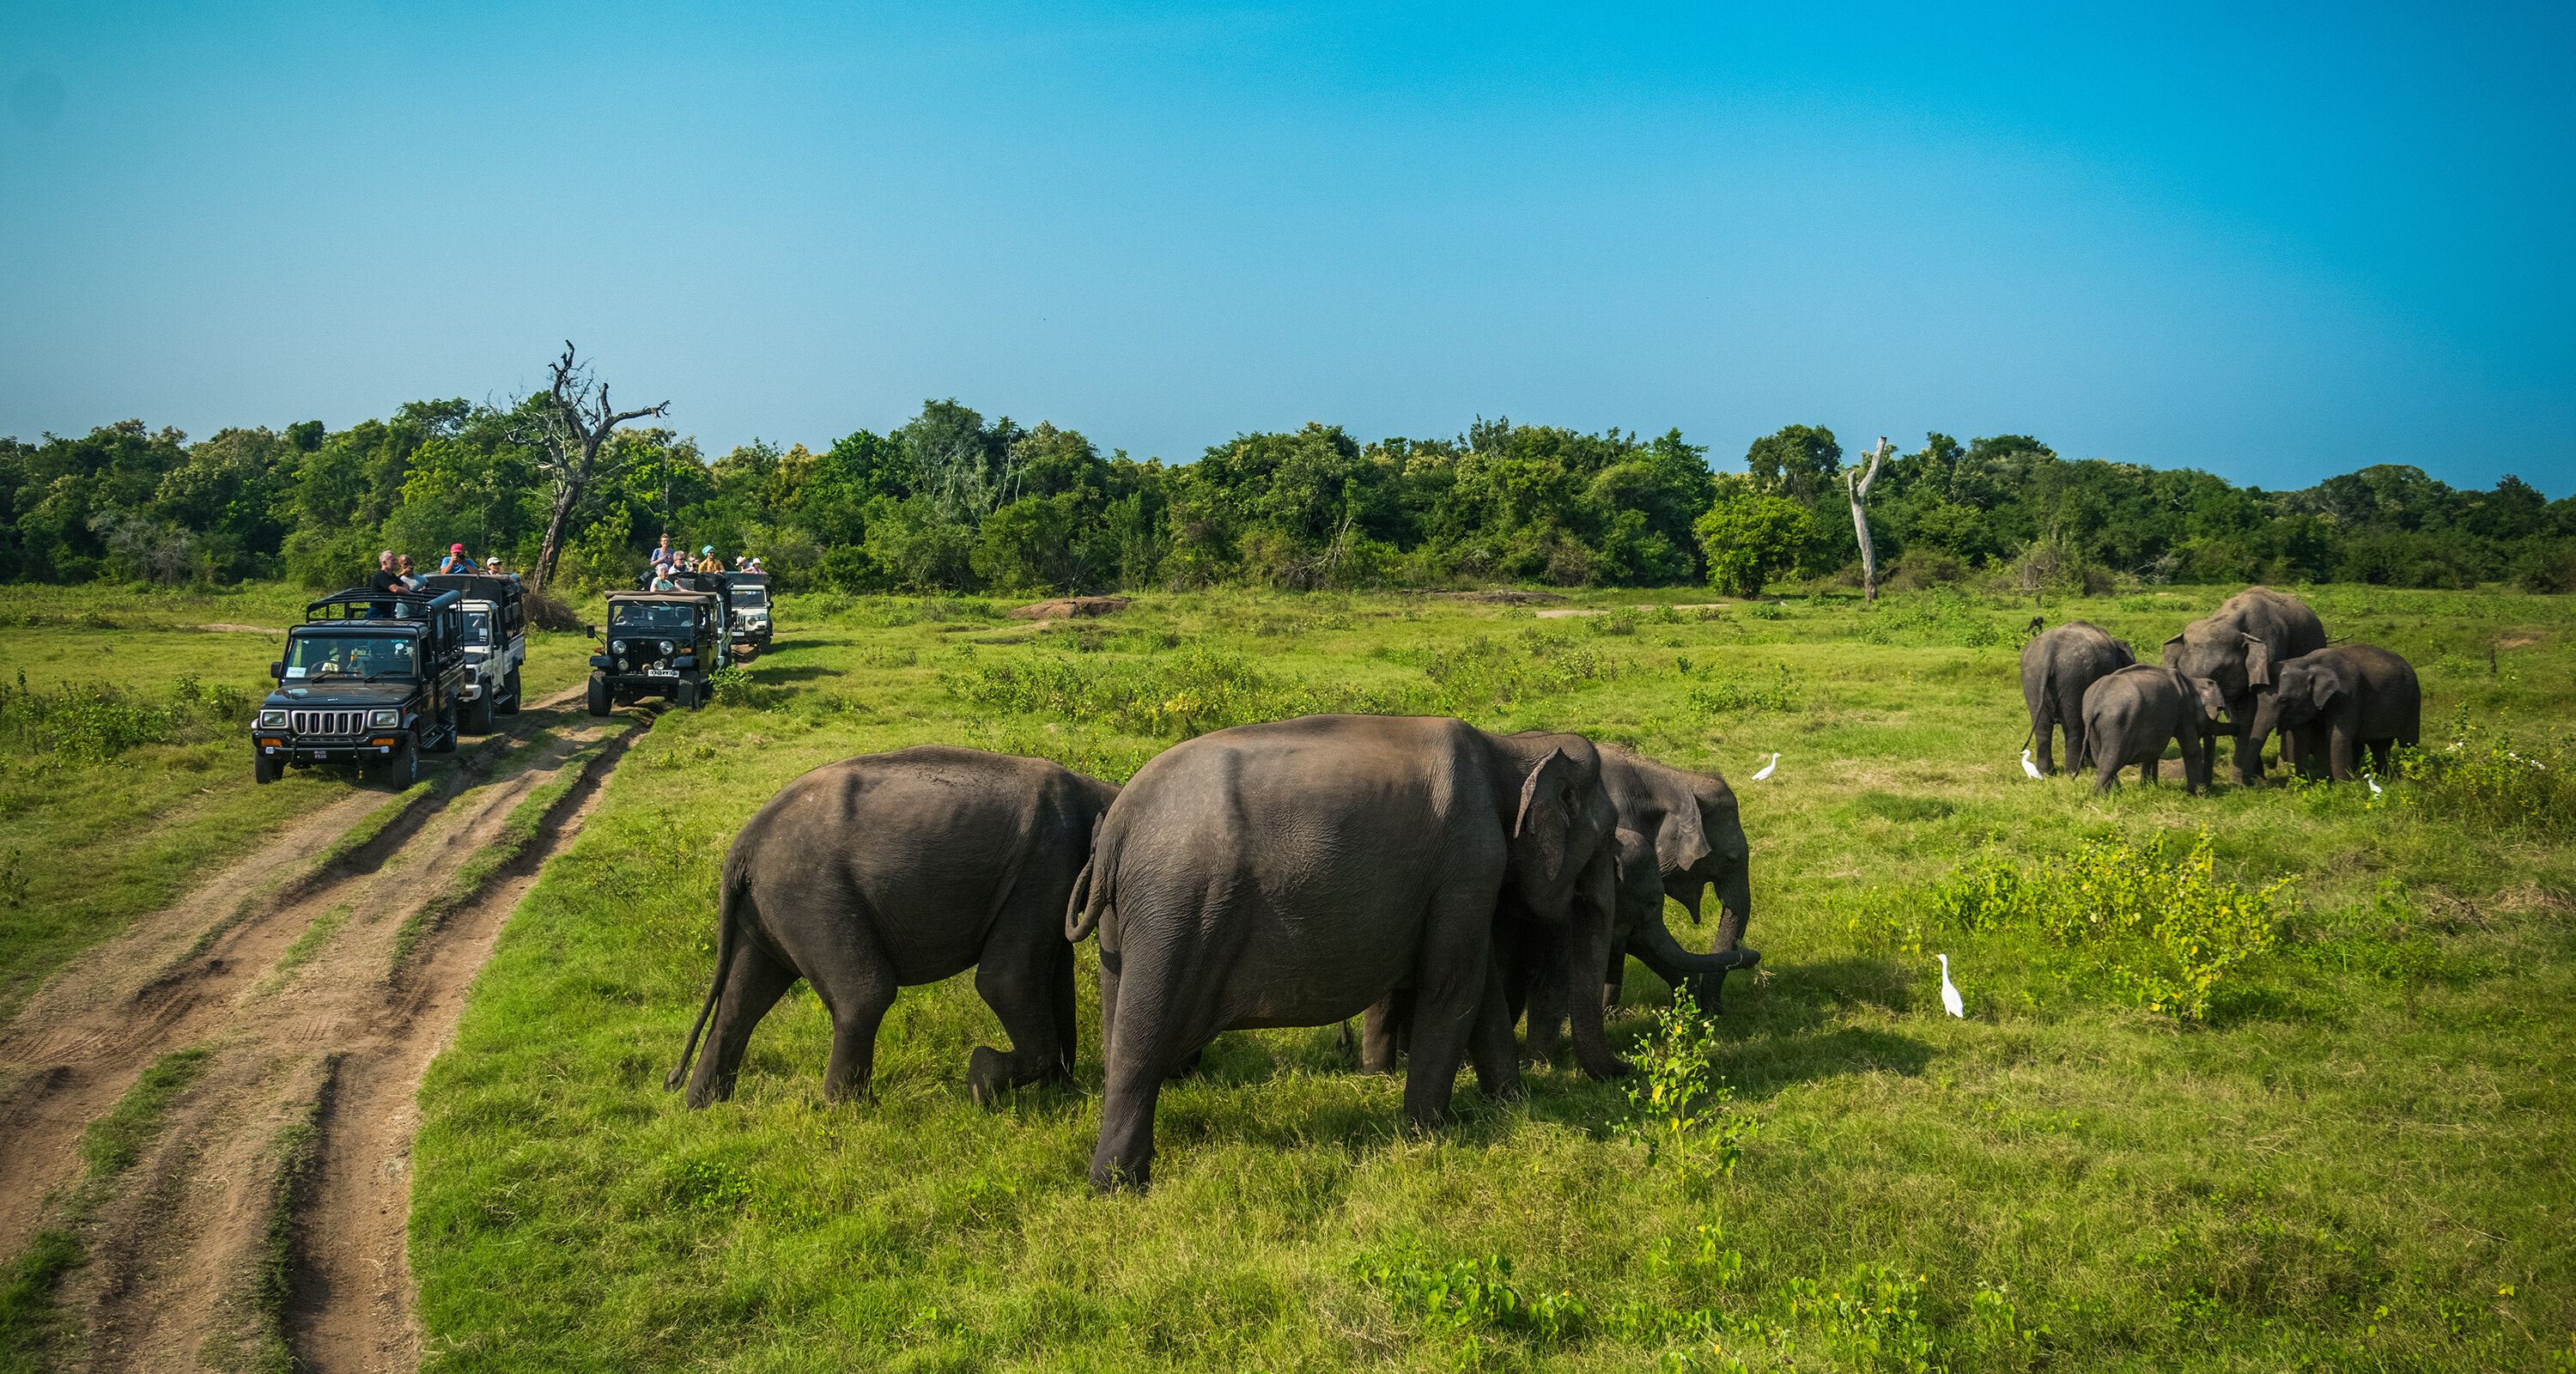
731,587,769,607
283,634,416,681
611,603,699,631
462,611,492,645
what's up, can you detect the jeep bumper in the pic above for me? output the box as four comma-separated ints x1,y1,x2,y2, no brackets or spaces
254,736,407,765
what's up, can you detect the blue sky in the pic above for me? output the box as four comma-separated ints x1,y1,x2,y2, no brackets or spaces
2,2,2569,494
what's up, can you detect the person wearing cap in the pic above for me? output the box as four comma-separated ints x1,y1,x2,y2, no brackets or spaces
439,544,480,574
696,544,723,574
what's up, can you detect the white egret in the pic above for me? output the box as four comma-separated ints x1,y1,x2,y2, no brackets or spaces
1752,752,1780,781
1936,954,1965,1018
2366,774,2383,798
2020,748,2043,780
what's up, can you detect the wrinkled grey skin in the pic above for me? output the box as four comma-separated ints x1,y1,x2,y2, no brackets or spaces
667,745,1117,1109
1066,714,1622,1190
2160,587,2328,784
2081,665,2230,795
2247,644,2421,781
2021,620,2136,775
1366,747,1762,1072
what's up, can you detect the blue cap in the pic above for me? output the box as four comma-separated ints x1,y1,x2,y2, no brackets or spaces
702,545,714,555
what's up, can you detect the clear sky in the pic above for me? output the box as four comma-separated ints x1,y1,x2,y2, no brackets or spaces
3,2,2569,495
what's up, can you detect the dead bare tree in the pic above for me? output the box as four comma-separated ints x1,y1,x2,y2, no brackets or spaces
1846,435,1890,605
522,342,668,591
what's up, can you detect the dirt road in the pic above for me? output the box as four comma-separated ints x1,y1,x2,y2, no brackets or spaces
0,691,647,1371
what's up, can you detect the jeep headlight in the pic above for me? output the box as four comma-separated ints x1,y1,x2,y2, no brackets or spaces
257,709,288,728
611,640,626,653
659,640,674,654
368,709,401,727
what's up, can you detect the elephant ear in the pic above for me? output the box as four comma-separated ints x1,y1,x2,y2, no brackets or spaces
1514,748,1579,888
2194,677,2229,722
2160,632,2185,666
2309,668,2342,713
2243,633,2273,686
1653,787,1712,878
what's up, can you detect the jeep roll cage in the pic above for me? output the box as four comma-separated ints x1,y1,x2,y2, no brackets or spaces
304,587,463,623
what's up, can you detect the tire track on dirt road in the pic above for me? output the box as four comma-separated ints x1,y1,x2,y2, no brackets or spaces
0,685,653,1371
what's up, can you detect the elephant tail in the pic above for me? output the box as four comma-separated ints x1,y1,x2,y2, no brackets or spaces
665,849,750,1092
1066,819,1114,943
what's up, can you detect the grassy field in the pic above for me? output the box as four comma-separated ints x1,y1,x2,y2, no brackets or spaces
0,583,597,1015
383,583,2572,1372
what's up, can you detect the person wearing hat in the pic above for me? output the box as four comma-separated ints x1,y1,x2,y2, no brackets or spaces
695,544,723,574
439,544,480,574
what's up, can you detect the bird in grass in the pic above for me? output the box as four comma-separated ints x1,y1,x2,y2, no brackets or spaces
1752,752,1780,781
2366,774,2383,798
1936,954,1965,1018
2020,748,2043,780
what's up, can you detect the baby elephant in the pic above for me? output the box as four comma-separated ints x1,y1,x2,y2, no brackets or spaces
2247,644,2421,781
667,745,1118,1108
2081,664,2229,794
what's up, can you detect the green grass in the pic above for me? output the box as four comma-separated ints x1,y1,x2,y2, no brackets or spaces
77,1046,213,1176
391,738,615,970
0,585,605,1018
397,583,2576,1371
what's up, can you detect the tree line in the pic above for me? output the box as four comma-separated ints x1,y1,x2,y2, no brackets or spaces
5,390,2572,597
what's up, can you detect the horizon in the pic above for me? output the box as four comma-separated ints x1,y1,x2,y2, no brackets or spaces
4,3,2570,499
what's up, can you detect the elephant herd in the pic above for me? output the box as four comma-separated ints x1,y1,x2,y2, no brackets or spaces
2021,586,2424,793
665,718,1759,1190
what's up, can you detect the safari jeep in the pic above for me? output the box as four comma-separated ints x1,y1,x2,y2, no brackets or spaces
416,573,526,732
723,571,773,656
252,587,470,787
588,588,730,714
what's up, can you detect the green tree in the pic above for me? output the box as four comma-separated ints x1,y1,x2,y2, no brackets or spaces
1694,489,1815,597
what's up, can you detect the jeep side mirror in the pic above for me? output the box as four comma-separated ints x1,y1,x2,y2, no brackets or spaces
585,624,598,638
270,661,284,678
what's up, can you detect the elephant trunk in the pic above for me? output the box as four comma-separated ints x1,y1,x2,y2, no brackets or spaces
1712,869,1753,954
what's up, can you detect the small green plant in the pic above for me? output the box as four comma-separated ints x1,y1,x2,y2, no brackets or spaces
1686,664,1800,714
1352,1249,1586,1365
1589,608,1640,636
1617,985,1756,1192
1781,1263,1936,1372
0,849,24,908
1925,830,2289,1021
2398,712,2573,837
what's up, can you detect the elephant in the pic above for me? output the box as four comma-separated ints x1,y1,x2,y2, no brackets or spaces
1066,714,1623,1190
1362,745,1761,1073
2160,587,2328,784
2245,644,2421,781
2081,664,2230,794
2020,620,2136,775
665,745,1118,1109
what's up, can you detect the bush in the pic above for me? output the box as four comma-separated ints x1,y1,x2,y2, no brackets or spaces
2397,716,2574,837
1686,665,1801,714
1693,494,1814,598
1618,985,1756,1195
1917,831,2291,1022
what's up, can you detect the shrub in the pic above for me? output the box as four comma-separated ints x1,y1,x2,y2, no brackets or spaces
1923,831,2290,1021
1686,665,1800,714
1618,985,1757,1195
2397,714,2573,837
1350,1249,1587,1361
1694,494,1814,598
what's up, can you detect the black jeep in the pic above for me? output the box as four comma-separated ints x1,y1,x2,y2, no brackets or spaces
252,587,470,787
587,587,730,714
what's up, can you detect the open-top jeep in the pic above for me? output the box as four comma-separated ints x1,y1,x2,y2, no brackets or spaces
416,573,526,732
722,572,773,656
252,587,470,787
587,587,731,714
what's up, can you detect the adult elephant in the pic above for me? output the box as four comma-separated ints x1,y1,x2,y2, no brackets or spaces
2021,621,2136,775
1066,714,1623,1190
1365,746,1762,1073
2245,645,2421,781
2081,664,2230,795
2160,587,2327,784
666,745,1118,1108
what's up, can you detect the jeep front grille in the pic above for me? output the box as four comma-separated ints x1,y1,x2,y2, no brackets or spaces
289,709,366,737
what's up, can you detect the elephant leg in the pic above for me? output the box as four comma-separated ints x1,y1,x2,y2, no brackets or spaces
1522,968,1567,1067
807,951,899,1104
2368,739,2393,776
1361,989,1411,1074
1090,1045,1168,1192
2142,752,2159,786
1400,891,1503,1128
1467,959,1523,1102
2058,690,2088,771
968,950,1073,1105
685,942,801,1108
2093,753,2120,795
2330,722,2358,781
2032,706,2057,775
2231,720,2260,786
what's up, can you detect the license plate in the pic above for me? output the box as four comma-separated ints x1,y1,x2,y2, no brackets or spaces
314,750,326,758
647,668,677,678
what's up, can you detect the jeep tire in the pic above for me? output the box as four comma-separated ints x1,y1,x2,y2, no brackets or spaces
373,738,418,788
675,680,698,710
431,706,459,753
500,666,522,715
464,694,495,735
586,674,610,718
254,754,281,786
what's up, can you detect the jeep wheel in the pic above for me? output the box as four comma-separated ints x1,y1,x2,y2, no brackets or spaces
586,674,610,718
377,739,418,788
254,755,281,785
674,680,698,710
464,694,495,735
431,706,459,754
500,666,523,715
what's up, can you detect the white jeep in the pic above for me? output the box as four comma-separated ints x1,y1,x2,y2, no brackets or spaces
418,574,527,732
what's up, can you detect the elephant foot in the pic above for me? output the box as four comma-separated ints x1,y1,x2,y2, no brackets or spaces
967,1046,1005,1107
